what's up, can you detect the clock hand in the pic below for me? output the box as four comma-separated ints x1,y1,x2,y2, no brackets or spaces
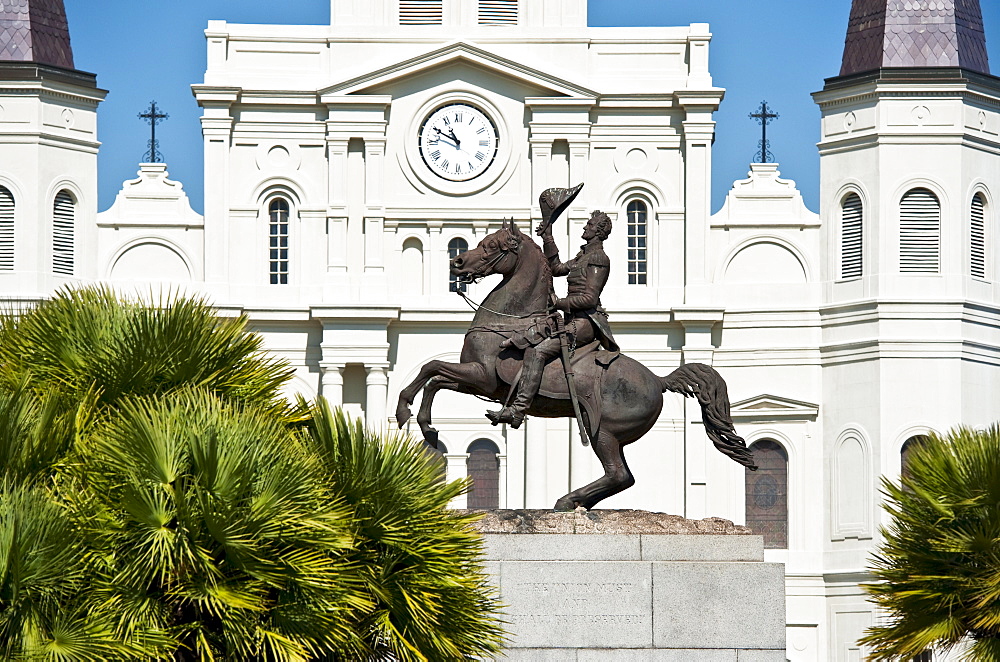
433,127,459,149
447,128,460,146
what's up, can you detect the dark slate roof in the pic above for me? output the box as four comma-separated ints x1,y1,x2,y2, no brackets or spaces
841,0,990,76
0,0,74,69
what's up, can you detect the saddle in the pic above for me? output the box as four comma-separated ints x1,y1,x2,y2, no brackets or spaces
496,340,619,437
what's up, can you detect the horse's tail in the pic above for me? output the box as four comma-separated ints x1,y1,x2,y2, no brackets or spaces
660,363,758,471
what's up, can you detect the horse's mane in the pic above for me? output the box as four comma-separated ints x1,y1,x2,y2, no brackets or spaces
517,231,553,293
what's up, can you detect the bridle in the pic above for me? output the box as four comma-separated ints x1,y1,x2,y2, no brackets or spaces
454,231,551,319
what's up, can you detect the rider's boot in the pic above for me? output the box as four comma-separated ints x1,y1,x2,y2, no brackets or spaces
486,352,545,429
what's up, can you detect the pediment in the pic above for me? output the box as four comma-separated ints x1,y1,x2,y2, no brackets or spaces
729,394,819,420
321,41,596,99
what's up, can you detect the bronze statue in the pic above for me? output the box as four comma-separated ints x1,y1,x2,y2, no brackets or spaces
395,184,756,511
486,205,618,429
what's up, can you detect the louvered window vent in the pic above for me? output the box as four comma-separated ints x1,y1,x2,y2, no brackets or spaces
0,186,13,271
400,0,443,24
479,0,518,25
971,193,986,279
841,193,863,279
899,188,940,274
53,190,74,276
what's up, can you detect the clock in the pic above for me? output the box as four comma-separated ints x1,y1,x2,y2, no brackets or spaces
418,102,499,182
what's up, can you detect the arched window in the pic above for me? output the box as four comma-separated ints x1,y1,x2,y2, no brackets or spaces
448,237,468,293
901,435,930,482
841,193,863,279
626,200,647,285
899,188,941,273
268,198,290,285
972,193,987,279
52,190,75,276
745,440,788,549
466,438,499,509
0,185,13,271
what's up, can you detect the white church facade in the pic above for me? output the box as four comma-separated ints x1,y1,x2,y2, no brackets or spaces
2,0,1000,659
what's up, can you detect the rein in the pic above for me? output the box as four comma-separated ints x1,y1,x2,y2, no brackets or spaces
456,288,549,320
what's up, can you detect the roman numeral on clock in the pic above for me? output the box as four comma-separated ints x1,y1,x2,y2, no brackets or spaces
476,152,485,161
441,159,449,170
479,140,489,147
430,150,441,161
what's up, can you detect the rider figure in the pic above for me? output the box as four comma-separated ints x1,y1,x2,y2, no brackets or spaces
487,208,620,429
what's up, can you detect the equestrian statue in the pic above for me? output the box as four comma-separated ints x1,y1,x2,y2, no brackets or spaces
395,183,757,511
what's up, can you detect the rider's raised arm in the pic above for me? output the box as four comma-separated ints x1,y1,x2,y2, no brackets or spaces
542,234,571,277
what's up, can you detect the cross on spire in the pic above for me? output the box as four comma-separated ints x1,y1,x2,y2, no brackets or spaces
749,100,779,163
138,101,169,163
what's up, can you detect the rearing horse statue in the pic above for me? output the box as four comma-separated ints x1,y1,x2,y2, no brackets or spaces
395,216,757,511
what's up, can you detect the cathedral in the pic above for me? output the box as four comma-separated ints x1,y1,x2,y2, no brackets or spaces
2,0,999,659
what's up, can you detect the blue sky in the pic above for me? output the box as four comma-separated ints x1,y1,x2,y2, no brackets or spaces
65,0,1000,215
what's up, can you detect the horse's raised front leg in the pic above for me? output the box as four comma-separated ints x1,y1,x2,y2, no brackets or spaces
554,429,634,511
395,359,492,428
414,376,464,448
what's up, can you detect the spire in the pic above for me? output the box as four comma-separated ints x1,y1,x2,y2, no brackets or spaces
0,0,74,69
840,0,989,77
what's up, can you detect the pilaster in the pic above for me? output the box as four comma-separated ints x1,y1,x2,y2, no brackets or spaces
676,90,723,305
193,86,239,287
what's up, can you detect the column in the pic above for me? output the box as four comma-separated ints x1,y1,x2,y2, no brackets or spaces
674,308,723,520
445,454,468,509
320,363,345,406
524,416,549,508
365,365,389,431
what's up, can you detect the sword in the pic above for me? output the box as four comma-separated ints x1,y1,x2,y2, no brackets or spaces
552,292,591,447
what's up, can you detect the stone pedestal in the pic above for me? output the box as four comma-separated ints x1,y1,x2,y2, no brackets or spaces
473,509,786,661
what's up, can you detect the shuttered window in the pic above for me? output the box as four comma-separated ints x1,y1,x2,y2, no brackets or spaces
400,0,443,24
899,188,940,273
0,186,13,271
268,198,289,285
841,193,863,279
52,190,74,276
479,0,518,24
627,200,647,285
971,193,986,279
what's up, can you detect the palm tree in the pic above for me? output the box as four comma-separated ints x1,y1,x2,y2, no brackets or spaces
0,286,505,660
303,400,506,661
0,285,293,415
65,389,367,660
862,425,1000,660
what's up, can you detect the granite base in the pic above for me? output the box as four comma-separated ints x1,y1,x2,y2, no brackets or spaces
472,509,786,660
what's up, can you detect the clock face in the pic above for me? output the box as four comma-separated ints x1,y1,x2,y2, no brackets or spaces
418,103,499,182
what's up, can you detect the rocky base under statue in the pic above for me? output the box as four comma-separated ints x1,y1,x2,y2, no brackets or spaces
470,509,786,660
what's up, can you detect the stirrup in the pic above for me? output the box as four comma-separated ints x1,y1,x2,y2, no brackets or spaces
486,407,525,429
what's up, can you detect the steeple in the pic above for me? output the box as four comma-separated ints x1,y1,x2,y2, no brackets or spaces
0,0,74,69
840,0,989,77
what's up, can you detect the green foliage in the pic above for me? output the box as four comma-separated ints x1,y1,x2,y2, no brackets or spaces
304,400,505,661
0,286,504,661
0,285,292,412
862,425,1000,661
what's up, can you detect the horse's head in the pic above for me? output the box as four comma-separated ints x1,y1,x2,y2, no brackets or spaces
450,218,526,285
